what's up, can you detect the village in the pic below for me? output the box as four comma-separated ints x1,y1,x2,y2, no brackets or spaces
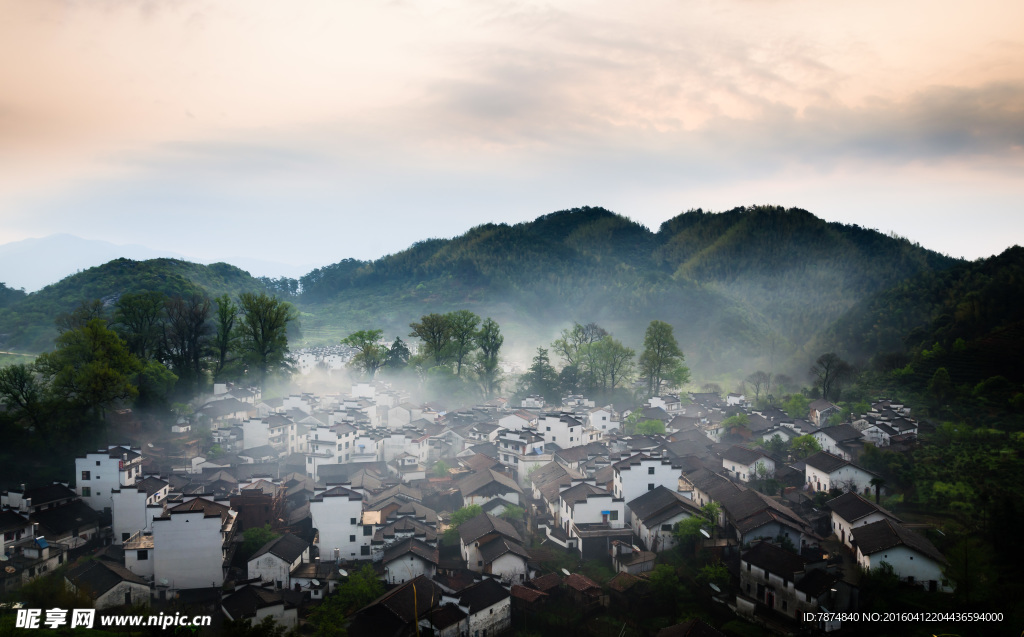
0,345,953,637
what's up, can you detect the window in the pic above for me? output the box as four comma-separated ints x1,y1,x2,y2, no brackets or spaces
661,524,672,531
81,487,91,497
363,526,372,536
81,471,91,481
95,461,101,466
361,546,370,556
122,532,130,542
137,550,148,560
349,535,356,542
478,560,483,566
648,467,655,475
782,601,788,611
350,518,357,525
648,484,654,491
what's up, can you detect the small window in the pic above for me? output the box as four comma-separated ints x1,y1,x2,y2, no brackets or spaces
363,526,372,536
96,461,101,466
122,532,130,542
782,601,788,611
609,511,618,521
350,518,357,525
648,467,655,475
361,545,370,556
349,535,356,542
81,487,91,497
137,550,148,560
648,484,654,491
81,471,91,480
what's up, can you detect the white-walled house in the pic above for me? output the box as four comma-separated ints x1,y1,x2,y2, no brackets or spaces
75,446,143,512
612,454,680,521
248,534,309,589
459,513,530,583
538,414,586,449
65,560,150,610
804,452,880,497
309,485,370,561
152,497,236,591
852,519,950,592
381,538,439,585
826,492,902,549
627,486,703,552
722,446,775,482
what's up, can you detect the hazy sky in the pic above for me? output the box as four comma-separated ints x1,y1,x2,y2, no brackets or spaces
2,0,1023,270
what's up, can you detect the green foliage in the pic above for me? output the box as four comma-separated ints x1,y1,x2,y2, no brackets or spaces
113,291,166,360
648,564,685,612
35,318,141,417
409,313,453,367
517,347,559,404
500,504,525,522
432,460,449,477
235,292,297,388
789,434,821,459
240,524,280,561
634,419,666,435
213,294,240,381
639,320,689,396
341,329,388,378
446,309,480,376
309,564,384,636
782,394,810,420
473,317,504,397
385,336,411,371
697,560,730,589
444,504,483,543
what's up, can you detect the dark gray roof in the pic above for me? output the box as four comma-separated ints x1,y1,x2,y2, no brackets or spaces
742,541,807,579
627,486,701,525
818,423,862,443
0,509,31,533
479,536,530,564
31,500,100,535
66,559,147,599
851,519,946,564
457,513,522,545
222,585,290,619
826,492,901,524
250,533,308,564
722,446,768,465
456,469,522,498
803,451,850,474
457,577,510,613
382,537,439,566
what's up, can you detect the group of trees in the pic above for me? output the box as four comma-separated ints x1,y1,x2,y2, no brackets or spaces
342,310,504,399
520,319,690,403
0,291,296,438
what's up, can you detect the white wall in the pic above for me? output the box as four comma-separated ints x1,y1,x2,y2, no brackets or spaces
310,492,369,561
153,511,224,589
858,546,951,591
383,554,435,584
111,488,149,545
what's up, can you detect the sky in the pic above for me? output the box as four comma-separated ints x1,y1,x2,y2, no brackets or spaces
2,0,1023,274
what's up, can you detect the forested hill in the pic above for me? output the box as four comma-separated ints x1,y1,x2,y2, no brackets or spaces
0,206,975,376
295,205,961,374
0,259,267,352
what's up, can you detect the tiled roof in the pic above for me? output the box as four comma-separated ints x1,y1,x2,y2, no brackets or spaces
250,533,308,564
457,513,522,545
852,519,946,564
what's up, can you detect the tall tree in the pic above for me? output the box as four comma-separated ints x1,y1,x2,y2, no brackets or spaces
235,293,297,388
385,336,411,370
341,329,388,378
163,294,212,393
809,352,853,402
409,313,453,367
638,320,690,397
588,336,635,393
55,299,106,333
446,310,480,376
474,317,504,398
552,322,607,391
746,371,770,403
35,318,141,418
520,347,559,403
212,294,239,382
0,363,50,437
113,291,166,360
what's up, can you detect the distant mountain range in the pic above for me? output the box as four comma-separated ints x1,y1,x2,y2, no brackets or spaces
2,206,1020,385
0,234,320,293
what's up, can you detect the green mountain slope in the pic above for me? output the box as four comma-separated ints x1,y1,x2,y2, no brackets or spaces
296,206,958,374
0,259,267,352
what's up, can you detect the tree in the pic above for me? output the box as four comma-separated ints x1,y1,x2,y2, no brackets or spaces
385,336,411,370
162,294,211,393
638,320,690,396
790,434,821,459
55,299,106,333
809,353,853,402
341,329,388,378
588,336,635,394
235,293,297,388
0,363,49,437
928,367,953,406
444,504,483,543
35,318,141,417
240,524,280,562
433,460,449,477
409,313,453,367
113,291,166,360
309,564,385,636
648,564,684,612
746,371,770,403
446,310,480,376
473,317,504,397
634,419,666,435
782,394,810,420
212,294,239,381
519,348,559,403
552,322,608,392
